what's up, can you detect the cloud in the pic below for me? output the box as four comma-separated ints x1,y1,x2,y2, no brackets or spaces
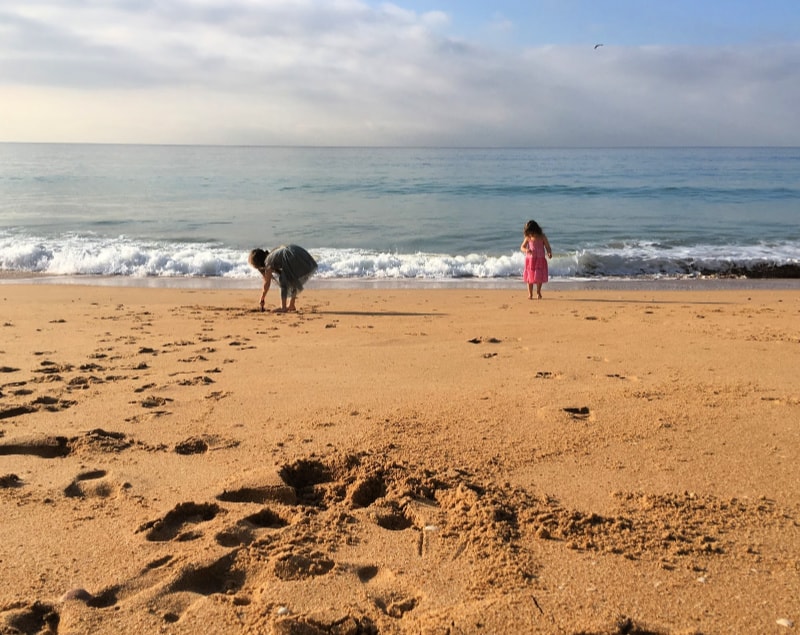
0,1,798,145
488,12,514,34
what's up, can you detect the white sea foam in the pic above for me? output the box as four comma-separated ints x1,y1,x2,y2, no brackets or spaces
0,234,248,278
1,232,797,281
313,248,522,279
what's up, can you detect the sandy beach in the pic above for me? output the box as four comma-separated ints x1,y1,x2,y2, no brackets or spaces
1,283,798,634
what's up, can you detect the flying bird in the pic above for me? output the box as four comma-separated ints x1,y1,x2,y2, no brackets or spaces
594,43,604,49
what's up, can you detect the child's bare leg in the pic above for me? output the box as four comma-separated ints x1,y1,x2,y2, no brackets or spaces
527,283,534,299
536,283,543,299
273,287,289,312
287,292,297,312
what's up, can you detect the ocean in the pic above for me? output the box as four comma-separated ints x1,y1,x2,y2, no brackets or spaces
1,144,798,287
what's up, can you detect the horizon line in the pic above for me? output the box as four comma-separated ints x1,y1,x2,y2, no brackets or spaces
1,142,798,150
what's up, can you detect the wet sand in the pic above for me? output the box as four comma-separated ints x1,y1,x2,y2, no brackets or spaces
1,284,798,634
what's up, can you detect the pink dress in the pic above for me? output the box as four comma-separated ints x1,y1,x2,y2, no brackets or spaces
523,238,548,284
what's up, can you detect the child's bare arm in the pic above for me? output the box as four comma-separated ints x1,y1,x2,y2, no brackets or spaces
259,271,272,309
543,235,553,258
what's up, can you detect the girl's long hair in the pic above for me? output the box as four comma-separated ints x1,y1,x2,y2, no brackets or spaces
524,220,543,237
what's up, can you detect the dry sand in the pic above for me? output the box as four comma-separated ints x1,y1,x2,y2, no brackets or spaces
0,283,798,635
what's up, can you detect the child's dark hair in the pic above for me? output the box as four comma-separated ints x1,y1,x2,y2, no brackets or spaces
248,248,269,270
524,220,543,236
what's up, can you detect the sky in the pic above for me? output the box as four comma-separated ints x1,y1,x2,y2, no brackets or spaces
1,0,799,146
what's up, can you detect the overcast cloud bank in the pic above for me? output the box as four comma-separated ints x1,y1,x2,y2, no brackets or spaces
1,1,798,146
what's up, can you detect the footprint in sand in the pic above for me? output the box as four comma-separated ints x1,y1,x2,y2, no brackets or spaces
0,429,135,459
59,586,118,609
563,406,591,420
32,395,76,412
216,469,298,505
67,375,104,391
177,355,208,363
535,371,556,379
0,473,22,488
112,551,242,624
607,373,640,382
356,566,419,618
373,593,418,619
176,375,215,386
174,437,209,455
761,395,800,406
139,395,173,409
0,405,38,420
0,601,60,634
271,550,335,581
0,434,70,458
371,500,414,531
164,339,195,349
215,508,290,547
35,360,74,375
64,469,129,499
79,362,105,372
69,429,134,455
242,507,290,531
168,551,244,595
273,614,376,634
277,458,338,507
346,472,387,508
137,501,222,542
356,565,379,582
467,337,502,344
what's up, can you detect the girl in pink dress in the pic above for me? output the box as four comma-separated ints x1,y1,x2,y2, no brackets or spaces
520,220,553,299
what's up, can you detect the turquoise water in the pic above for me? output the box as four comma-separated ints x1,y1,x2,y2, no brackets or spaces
1,144,798,280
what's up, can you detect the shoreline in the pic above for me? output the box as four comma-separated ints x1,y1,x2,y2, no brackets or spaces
2,271,800,291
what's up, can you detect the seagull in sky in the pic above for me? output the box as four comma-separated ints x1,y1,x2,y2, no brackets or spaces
594,43,604,49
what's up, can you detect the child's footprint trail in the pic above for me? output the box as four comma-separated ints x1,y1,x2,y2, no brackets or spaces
4,445,788,635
